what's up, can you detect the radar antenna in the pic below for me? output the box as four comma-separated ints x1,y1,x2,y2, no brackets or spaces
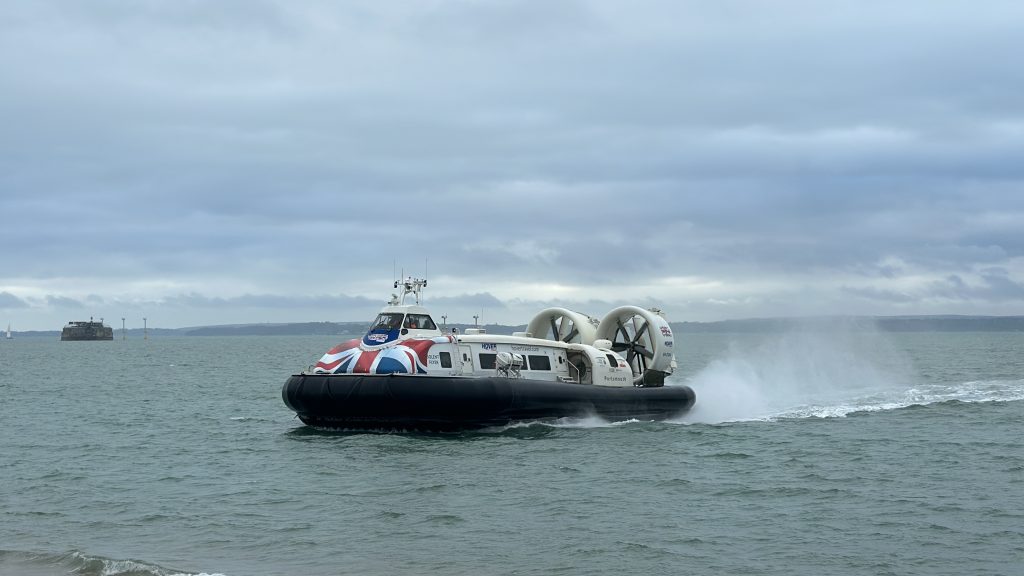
393,276,427,305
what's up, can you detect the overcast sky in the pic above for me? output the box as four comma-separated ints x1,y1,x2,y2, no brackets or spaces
2,0,1024,331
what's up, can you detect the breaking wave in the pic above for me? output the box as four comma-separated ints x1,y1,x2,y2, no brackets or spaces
0,549,225,576
762,378,1024,420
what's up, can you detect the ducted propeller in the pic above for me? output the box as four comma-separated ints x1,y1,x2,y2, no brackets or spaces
596,306,675,386
526,308,598,344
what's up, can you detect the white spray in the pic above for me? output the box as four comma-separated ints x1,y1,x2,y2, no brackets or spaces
678,318,918,424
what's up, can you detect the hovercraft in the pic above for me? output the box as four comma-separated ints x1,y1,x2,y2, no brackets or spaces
282,278,695,431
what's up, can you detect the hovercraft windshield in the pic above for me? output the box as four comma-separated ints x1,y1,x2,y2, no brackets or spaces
363,311,441,346
363,313,402,346
370,313,403,331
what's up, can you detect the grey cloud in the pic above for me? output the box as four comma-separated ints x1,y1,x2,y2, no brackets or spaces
0,291,29,309
161,293,377,309
845,271,1024,306
841,287,917,304
978,268,1024,300
428,293,507,310
45,295,85,308
3,1,1024,328
877,264,903,280
842,263,1024,306
936,270,1024,302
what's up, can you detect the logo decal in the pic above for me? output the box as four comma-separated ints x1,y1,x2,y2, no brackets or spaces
362,328,401,347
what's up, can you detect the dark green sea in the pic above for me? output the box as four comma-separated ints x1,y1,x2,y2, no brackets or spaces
1,329,1022,576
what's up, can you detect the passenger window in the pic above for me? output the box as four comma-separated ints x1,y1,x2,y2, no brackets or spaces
606,354,619,367
527,355,551,370
479,353,497,369
440,352,452,368
404,314,437,330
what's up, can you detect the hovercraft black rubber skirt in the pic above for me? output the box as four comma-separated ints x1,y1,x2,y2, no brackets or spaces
282,373,696,431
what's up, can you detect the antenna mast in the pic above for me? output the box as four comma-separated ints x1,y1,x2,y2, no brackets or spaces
393,276,427,305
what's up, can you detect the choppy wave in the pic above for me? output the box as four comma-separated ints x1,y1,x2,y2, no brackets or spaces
0,549,225,576
752,378,1024,420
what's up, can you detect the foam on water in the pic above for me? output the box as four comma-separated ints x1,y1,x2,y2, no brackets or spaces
487,414,621,432
677,319,915,423
769,378,1024,419
0,549,227,576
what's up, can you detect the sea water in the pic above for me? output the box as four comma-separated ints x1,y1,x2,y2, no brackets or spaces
1,328,1022,576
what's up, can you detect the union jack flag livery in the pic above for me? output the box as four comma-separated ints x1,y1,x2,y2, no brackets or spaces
313,336,454,375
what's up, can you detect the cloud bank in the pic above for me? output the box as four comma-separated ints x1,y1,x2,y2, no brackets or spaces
2,1,1023,329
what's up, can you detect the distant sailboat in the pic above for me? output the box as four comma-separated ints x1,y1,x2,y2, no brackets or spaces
5,323,11,339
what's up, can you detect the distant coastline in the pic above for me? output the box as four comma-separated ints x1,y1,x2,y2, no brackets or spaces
7,315,1024,338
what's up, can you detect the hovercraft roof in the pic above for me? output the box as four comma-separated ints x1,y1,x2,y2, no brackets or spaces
379,304,431,315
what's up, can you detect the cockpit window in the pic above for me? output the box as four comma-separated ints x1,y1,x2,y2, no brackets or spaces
404,314,437,330
370,313,403,330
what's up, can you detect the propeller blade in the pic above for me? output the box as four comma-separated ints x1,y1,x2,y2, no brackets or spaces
634,345,654,360
632,320,649,345
562,327,579,342
615,320,631,344
549,318,559,340
610,343,629,352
